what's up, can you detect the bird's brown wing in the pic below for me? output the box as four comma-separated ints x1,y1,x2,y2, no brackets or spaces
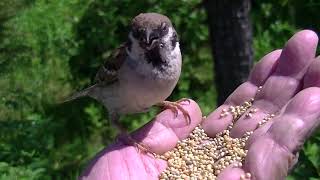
94,43,127,85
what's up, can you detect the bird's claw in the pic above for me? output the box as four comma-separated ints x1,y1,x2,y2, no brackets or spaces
157,99,191,125
175,98,191,105
116,133,152,154
133,142,150,154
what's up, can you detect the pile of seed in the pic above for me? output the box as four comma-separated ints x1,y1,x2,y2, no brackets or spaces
157,98,273,180
158,126,252,179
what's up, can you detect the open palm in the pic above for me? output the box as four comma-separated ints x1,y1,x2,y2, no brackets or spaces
80,30,320,180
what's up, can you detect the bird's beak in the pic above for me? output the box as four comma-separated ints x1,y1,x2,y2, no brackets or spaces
145,30,159,50
146,39,159,50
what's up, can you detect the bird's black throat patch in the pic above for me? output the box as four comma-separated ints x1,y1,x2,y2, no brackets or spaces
145,46,165,68
127,38,132,52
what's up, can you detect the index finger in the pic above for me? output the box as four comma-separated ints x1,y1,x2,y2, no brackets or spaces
202,50,281,137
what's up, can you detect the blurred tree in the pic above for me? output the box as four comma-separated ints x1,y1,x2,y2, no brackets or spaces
204,0,254,105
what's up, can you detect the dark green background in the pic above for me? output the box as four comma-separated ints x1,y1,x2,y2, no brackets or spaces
0,0,319,179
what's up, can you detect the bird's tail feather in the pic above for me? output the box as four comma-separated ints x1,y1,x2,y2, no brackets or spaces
63,84,98,103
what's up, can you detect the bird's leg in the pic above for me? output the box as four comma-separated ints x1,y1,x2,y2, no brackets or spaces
109,113,151,154
156,98,191,125
175,98,191,104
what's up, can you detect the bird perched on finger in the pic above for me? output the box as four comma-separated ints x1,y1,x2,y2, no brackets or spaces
66,12,190,152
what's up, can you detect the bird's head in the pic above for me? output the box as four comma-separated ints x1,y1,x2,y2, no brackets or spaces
129,13,178,51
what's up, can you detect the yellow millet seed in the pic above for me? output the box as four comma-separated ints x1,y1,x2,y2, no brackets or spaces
240,174,246,180
257,113,276,128
245,172,252,178
158,99,260,179
158,125,251,179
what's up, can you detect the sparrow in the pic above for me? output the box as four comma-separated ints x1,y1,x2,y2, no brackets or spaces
67,12,190,152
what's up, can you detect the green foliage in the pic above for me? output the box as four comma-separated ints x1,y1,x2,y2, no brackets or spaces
0,0,212,179
0,0,319,179
252,0,320,59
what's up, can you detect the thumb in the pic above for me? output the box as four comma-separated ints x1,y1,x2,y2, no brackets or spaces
131,99,203,154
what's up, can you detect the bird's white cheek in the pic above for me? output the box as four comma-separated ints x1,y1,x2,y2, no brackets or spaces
128,33,145,60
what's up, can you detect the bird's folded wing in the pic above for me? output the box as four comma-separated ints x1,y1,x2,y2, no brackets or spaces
94,43,127,85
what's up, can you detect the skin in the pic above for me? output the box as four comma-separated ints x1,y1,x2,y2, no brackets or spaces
80,30,320,180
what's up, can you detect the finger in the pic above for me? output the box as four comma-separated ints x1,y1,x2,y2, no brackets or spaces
217,167,245,180
228,49,282,105
244,87,320,179
274,30,318,78
231,30,318,137
203,50,281,137
245,57,320,147
243,136,296,180
245,120,273,148
80,140,167,180
250,57,320,150
248,50,280,86
267,87,320,152
131,99,202,154
303,56,320,88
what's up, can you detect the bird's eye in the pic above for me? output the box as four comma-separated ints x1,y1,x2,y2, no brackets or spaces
139,28,145,34
139,28,146,39
132,28,145,40
132,28,139,38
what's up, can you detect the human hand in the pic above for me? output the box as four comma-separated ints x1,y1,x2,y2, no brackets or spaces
202,30,319,180
80,99,203,180
80,30,320,180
